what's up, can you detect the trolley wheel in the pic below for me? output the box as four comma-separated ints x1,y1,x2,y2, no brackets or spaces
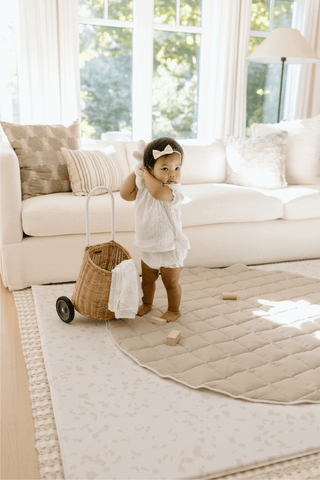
56,296,75,323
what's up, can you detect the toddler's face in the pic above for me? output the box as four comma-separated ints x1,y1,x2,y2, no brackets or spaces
150,153,182,185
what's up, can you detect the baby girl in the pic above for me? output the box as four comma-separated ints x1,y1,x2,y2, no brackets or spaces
120,137,190,322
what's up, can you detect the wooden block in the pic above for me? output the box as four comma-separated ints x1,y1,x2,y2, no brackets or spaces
149,316,167,325
222,292,237,300
166,330,180,346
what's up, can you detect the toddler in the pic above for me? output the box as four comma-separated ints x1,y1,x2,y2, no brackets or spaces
120,137,190,322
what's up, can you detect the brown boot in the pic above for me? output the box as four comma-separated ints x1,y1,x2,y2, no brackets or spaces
160,267,182,322
137,260,159,316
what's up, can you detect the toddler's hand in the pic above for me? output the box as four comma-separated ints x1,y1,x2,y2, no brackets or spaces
142,167,155,182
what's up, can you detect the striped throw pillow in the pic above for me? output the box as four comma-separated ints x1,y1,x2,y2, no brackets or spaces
61,147,126,196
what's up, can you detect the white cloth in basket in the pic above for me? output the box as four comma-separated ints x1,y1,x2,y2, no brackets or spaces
108,259,143,319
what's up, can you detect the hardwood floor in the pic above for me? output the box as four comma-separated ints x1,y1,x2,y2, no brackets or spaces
1,276,40,480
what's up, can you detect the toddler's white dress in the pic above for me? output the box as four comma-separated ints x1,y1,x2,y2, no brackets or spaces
134,182,190,269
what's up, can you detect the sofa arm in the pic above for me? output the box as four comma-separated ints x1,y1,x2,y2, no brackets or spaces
0,142,23,244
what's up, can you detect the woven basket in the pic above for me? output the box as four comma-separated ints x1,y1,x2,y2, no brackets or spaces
71,186,132,321
72,241,131,321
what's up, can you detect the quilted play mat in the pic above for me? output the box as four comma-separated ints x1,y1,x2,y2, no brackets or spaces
107,264,320,405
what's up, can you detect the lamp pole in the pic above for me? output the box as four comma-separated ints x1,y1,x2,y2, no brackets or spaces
277,57,286,123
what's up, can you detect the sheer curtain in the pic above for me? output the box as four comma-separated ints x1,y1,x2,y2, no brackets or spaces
198,0,252,140
18,0,80,125
295,0,320,118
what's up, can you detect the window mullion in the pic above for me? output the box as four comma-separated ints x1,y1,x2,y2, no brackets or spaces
153,23,202,34
198,0,215,138
132,0,154,140
269,0,275,32
176,0,180,25
104,0,108,19
250,30,268,38
78,17,133,28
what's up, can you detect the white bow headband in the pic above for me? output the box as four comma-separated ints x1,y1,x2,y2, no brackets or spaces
152,144,181,160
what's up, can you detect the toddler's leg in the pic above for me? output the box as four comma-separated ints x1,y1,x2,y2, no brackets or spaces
160,267,181,322
137,260,159,316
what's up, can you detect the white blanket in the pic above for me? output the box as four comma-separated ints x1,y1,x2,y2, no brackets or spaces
108,259,143,319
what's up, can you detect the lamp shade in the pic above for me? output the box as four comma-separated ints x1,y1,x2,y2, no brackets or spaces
247,28,320,64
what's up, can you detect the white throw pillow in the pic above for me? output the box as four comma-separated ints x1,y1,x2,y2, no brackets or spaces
225,131,288,190
126,139,227,185
61,146,127,196
251,115,320,185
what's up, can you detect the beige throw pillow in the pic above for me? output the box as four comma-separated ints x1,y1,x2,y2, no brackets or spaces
0,119,81,199
226,131,288,189
251,115,320,185
61,147,127,196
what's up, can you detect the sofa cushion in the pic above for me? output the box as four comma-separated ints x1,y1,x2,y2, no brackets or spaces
0,119,81,200
225,132,288,189
251,185,320,220
61,146,129,195
180,184,283,227
22,192,136,237
251,115,320,185
126,140,227,185
22,184,284,237
81,138,130,171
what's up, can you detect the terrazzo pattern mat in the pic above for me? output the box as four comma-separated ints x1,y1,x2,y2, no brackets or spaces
107,264,320,405
13,259,320,479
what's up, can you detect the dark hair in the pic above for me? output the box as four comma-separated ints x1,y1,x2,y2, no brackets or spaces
143,137,184,171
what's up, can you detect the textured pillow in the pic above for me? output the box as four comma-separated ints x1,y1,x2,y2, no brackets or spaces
251,115,320,185
0,119,81,199
61,146,127,196
226,131,288,189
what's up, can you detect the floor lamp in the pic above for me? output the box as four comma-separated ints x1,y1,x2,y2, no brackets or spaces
247,28,320,123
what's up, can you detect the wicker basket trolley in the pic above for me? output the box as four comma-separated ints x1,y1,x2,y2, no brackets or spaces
56,186,131,323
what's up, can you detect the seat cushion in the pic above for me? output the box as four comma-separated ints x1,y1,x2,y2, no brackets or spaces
180,184,283,227
22,184,284,237
251,185,320,220
22,192,136,237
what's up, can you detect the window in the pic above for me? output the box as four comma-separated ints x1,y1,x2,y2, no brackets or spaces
78,0,133,140
78,0,203,140
0,0,21,140
246,0,304,134
152,1,202,139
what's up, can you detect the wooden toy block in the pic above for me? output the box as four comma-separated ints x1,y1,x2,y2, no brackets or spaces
166,330,181,346
222,292,237,300
149,316,167,325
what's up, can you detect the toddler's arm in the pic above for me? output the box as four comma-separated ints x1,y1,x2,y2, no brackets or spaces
143,169,173,201
120,172,138,201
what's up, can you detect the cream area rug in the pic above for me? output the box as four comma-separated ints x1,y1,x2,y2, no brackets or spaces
13,260,320,480
108,264,320,405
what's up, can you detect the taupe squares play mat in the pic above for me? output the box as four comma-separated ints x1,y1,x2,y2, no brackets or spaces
107,264,320,405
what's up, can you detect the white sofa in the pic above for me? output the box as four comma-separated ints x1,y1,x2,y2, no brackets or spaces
1,136,320,291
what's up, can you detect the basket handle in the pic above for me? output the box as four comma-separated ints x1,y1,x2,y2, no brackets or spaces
86,186,115,247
